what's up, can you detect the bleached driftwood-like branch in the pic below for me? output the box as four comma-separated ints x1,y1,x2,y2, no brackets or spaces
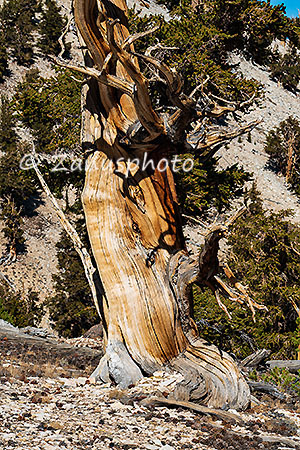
30,150,102,318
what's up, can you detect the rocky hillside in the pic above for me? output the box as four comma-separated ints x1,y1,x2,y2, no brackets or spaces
1,371,300,450
218,51,300,222
0,0,299,314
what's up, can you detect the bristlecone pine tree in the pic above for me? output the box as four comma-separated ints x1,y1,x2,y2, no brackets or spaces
68,0,264,409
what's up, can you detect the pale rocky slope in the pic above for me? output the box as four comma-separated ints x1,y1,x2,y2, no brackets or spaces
1,372,300,450
218,52,300,223
0,327,300,450
0,0,299,311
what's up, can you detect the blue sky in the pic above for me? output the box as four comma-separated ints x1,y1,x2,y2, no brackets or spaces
271,0,299,17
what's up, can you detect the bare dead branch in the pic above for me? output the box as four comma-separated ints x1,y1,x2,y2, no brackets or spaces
215,288,232,319
181,213,207,227
30,149,102,318
132,51,186,110
58,13,73,58
122,25,160,50
145,43,180,57
0,271,16,291
224,206,247,227
190,76,209,99
141,396,245,425
49,56,134,96
191,119,261,152
239,93,256,108
209,93,236,105
289,297,300,315
240,349,271,368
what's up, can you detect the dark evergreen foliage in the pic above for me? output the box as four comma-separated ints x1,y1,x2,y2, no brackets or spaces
0,95,17,148
0,141,38,208
193,187,300,359
0,198,25,253
46,231,98,338
129,6,260,102
0,0,38,65
14,68,82,154
0,33,8,82
265,116,300,196
38,0,67,57
0,285,43,327
270,47,300,92
175,153,250,216
154,0,300,88
0,98,38,254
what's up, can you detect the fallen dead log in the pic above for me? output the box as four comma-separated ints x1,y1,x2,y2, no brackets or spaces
247,381,285,400
0,327,103,370
240,349,271,368
266,360,300,374
141,396,245,425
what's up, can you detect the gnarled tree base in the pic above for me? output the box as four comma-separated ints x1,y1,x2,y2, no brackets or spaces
91,338,250,409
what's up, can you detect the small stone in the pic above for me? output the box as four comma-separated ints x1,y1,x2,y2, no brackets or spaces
77,377,87,385
49,421,64,430
110,400,129,411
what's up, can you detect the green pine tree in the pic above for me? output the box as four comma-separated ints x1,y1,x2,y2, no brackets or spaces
38,0,67,57
0,284,43,327
0,33,8,82
0,95,17,148
0,197,25,254
46,230,98,338
193,186,300,360
265,116,300,196
270,47,300,92
0,0,38,65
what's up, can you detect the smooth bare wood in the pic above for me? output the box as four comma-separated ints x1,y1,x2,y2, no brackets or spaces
266,360,300,374
247,381,285,400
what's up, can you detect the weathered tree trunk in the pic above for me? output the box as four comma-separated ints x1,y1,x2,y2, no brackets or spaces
74,0,253,409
